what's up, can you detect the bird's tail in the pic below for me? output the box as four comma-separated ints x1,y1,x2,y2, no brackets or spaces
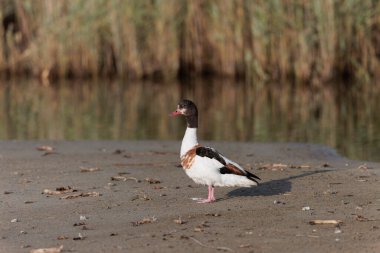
245,170,261,185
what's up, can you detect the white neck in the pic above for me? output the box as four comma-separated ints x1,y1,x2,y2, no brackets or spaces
180,127,198,156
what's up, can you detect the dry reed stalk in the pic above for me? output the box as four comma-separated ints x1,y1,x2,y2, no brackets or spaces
0,0,380,83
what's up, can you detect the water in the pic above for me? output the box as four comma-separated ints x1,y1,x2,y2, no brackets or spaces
0,78,379,162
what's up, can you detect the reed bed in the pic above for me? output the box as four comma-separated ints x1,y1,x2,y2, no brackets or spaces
0,0,379,84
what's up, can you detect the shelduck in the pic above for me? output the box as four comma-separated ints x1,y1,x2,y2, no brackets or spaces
171,99,260,203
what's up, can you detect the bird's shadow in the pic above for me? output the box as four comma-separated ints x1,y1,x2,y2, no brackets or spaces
225,169,331,199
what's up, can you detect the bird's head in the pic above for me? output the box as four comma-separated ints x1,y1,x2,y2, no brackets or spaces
170,99,198,117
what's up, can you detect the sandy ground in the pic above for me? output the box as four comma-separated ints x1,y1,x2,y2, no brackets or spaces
1,140,380,253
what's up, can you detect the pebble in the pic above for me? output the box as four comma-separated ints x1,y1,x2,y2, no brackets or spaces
11,218,18,223
302,206,311,211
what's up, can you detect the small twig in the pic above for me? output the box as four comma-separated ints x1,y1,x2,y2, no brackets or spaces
80,167,100,172
111,176,139,182
309,220,342,225
189,237,234,252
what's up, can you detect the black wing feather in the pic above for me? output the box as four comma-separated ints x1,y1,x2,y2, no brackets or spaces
245,170,261,184
195,146,226,165
246,170,261,181
219,165,261,184
219,167,232,174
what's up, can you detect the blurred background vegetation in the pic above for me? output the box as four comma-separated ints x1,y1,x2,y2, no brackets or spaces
1,0,380,84
1,0,379,161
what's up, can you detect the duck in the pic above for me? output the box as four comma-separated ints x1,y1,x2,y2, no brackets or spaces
171,99,260,203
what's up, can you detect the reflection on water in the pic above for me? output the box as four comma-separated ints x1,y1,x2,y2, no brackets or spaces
0,79,379,162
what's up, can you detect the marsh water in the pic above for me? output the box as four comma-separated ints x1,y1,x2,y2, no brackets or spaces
1,79,379,162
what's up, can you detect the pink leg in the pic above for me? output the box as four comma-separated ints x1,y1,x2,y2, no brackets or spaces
210,186,215,201
197,185,216,203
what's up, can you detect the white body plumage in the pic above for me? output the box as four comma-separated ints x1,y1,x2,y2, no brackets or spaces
180,127,258,187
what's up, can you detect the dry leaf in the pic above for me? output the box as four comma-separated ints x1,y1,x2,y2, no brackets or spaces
132,216,157,226
42,189,61,195
289,164,311,169
118,172,130,175
206,213,221,217
144,178,161,184
60,191,101,199
111,176,127,181
36,146,54,152
80,167,100,172
30,245,63,253
194,227,204,232
73,222,86,226
57,235,68,240
56,186,75,192
141,194,151,201
42,186,76,195
73,233,85,240
272,163,288,167
81,192,100,197
174,217,187,224
131,192,152,201
355,215,373,222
